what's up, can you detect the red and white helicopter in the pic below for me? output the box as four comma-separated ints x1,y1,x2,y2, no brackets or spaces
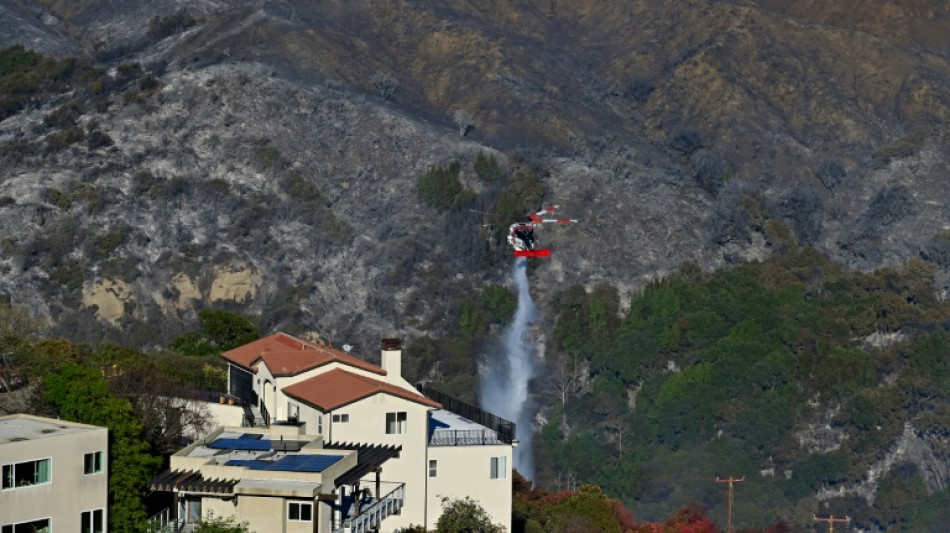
507,205,577,258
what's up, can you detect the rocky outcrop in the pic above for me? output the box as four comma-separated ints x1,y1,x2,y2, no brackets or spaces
82,279,134,325
209,263,261,304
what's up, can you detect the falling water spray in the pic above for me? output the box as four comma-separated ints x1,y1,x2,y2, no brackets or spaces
481,258,537,480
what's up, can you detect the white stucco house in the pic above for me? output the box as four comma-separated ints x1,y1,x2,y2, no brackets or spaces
149,332,514,532
1,414,108,533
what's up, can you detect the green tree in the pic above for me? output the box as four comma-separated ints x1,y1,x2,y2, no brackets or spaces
547,485,624,533
169,310,259,356
473,151,502,183
436,496,505,533
418,161,476,211
199,309,260,350
44,364,161,532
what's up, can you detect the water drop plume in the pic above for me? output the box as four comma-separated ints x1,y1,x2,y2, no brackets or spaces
481,257,538,479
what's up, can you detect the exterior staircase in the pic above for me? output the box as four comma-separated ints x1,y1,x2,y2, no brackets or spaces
242,404,266,428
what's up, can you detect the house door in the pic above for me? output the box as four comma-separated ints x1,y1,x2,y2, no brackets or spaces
178,495,202,523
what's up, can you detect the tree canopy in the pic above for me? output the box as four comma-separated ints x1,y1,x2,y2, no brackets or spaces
44,363,161,531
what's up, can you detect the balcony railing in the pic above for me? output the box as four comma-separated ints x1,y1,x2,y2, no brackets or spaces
429,428,504,446
147,508,196,533
335,483,405,533
419,385,516,444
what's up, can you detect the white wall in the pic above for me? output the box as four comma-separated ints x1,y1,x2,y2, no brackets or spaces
324,394,431,531
201,401,245,431
0,425,108,531
428,444,513,531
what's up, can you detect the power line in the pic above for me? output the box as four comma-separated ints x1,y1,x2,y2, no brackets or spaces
715,476,744,533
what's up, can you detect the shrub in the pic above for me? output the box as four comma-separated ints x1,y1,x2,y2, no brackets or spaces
492,166,545,230
764,219,798,253
0,96,22,121
775,187,823,245
42,187,71,210
138,75,161,92
483,284,516,323
418,161,475,211
473,151,502,183
0,139,37,164
147,10,198,40
871,129,927,168
253,140,285,170
44,127,84,153
86,129,113,149
866,185,914,227
669,126,703,155
815,157,846,189
436,496,504,533
0,45,39,77
922,231,950,268
122,88,145,105
692,149,724,195
49,264,84,293
707,183,756,245
624,75,654,102
115,62,144,84
43,99,84,129
92,227,129,257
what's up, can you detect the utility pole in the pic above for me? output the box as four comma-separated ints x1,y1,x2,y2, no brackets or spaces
715,476,744,533
814,515,850,533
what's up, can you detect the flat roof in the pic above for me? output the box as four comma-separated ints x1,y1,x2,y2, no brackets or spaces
0,414,103,444
428,409,505,446
235,478,322,498
152,429,401,496
186,429,343,473
430,409,490,431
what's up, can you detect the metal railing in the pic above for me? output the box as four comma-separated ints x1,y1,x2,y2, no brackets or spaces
335,483,405,533
429,428,503,446
147,509,197,533
419,385,515,444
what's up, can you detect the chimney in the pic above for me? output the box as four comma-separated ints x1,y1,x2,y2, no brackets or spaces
381,338,402,378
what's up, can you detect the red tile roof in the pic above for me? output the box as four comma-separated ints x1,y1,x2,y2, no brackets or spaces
221,332,386,377
283,368,441,412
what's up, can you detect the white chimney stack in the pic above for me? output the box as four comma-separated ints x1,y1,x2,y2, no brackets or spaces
381,338,402,379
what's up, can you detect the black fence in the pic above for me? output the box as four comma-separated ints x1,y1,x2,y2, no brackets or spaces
419,385,515,445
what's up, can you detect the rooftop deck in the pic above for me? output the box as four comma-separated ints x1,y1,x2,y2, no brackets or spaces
428,409,508,446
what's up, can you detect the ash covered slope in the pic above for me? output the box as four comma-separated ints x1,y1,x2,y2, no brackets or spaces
0,0,948,349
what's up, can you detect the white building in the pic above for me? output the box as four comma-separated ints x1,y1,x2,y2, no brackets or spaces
0,414,109,533
149,423,402,533
161,332,514,532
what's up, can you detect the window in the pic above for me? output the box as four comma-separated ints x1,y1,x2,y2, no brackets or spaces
84,451,104,475
317,415,323,434
332,413,349,423
2,458,51,489
490,456,507,479
178,496,201,523
385,412,407,434
429,459,438,478
2,518,51,533
287,402,299,422
288,501,313,521
81,509,105,533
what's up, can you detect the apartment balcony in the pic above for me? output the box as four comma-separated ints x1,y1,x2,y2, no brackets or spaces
419,385,515,444
334,482,405,533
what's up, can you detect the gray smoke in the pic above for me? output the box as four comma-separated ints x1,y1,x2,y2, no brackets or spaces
481,258,537,479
